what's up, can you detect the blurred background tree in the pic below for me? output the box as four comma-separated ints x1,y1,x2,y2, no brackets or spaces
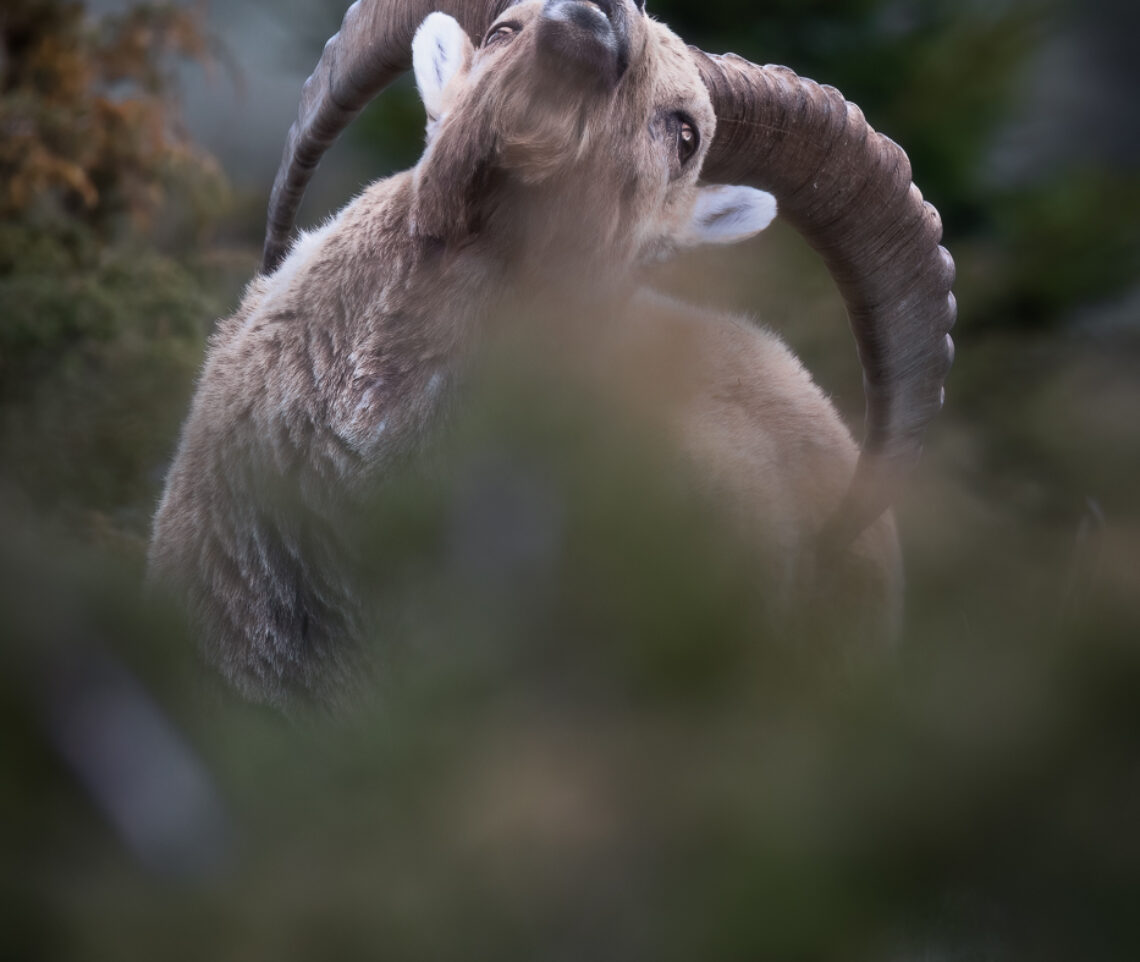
1,1,1138,960
0,0,235,548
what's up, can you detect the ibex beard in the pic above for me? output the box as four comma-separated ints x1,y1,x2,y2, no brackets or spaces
149,0,954,710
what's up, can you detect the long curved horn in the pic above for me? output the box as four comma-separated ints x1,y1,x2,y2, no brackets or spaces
692,52,957,546
260,0,509,274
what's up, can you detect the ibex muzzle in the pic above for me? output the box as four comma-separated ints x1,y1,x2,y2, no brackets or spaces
537,0,632,85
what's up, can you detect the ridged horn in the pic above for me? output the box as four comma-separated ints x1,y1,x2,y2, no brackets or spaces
692,51,956,545
260,0,510,274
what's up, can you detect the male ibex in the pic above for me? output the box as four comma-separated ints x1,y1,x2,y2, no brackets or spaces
150,0,955,708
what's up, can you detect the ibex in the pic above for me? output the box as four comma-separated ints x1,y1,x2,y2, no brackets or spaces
149,0,956,708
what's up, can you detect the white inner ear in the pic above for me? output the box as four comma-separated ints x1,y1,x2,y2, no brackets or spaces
683,185,778,247
413,13,472,125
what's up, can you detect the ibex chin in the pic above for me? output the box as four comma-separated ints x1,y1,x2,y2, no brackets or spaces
149,0,956,709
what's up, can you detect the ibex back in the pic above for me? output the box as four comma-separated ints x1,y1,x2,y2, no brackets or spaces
149,0,956,709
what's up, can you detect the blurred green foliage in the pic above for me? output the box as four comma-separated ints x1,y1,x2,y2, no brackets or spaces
0,0,245,541
2,375,1138,959
0,0,1138,959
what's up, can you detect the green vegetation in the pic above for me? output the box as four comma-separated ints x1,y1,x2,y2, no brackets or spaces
0,0,241,545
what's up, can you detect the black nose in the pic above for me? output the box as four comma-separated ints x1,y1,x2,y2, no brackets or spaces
543,0,615,30
539,0,632,84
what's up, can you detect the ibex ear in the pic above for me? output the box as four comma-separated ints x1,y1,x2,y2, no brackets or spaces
681,185,777,247
413,14,474,128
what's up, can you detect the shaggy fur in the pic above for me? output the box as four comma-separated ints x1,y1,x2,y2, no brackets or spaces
150,2,899,709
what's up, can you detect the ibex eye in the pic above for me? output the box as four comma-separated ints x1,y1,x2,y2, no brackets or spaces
484,22,519,45
677,117,699,165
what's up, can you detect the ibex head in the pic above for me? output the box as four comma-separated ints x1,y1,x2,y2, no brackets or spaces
261,0,956,541
407,2,775,278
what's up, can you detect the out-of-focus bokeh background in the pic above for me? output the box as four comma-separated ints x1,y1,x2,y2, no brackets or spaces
2,0,1138,958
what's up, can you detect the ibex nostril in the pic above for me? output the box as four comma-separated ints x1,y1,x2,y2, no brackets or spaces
544,0,619,26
